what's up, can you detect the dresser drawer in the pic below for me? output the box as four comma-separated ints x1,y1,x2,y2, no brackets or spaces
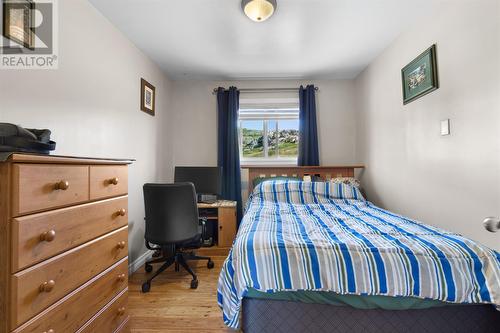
115,318,130,333
12,164,89,216
90,165,128,200
77,288,128,333
13,258,128,333
12,196,129,272
11,226,128,328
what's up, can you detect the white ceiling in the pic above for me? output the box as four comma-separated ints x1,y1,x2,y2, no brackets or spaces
89,0,445,80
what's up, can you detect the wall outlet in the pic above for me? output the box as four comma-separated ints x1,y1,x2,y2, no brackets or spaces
440,119,450,136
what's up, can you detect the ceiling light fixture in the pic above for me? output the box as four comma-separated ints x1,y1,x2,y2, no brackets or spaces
241,0,277,22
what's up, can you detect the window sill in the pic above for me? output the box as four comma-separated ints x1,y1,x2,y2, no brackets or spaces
241,158,298,167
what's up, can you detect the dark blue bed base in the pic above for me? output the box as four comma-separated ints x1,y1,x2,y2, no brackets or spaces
242,298,500,333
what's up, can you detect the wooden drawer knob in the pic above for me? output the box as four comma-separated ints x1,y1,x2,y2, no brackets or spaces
40,230,56,242
107,177,119,185
117,307,126,316
117,273,126,282
116,241,126,249
116,208,126,217
54,180,69,191
39,280,56,293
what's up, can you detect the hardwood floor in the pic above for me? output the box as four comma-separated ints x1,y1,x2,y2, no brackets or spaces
128,248,236,332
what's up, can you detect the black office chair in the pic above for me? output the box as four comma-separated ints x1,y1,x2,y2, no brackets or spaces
141,183,214,293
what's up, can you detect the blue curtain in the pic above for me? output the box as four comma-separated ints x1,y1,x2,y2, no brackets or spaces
217,87,243,225
298,85,320,166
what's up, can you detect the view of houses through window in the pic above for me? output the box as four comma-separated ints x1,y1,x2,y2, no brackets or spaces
239,107,299,163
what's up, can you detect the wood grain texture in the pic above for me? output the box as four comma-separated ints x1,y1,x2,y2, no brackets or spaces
89,165,128,200
114,316,130,333
197,246,231,257
12,164,90,216
11,226,128,328
1,155,131,333
12,196,128,272
218,207,237,248
246,165,364,190
6,153,133,165
0,163,12,333
13,258,128,333
128,247,235,332
77,288,129,333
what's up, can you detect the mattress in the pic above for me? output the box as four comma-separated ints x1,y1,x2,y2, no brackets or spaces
245,288,447,310
217,180,500,329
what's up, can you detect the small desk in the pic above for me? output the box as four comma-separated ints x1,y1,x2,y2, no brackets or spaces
197,200,237,247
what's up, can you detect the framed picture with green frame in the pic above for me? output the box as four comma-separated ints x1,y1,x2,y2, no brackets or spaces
401,44,439,105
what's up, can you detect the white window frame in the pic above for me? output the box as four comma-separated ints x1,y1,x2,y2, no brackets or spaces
238,101,299,166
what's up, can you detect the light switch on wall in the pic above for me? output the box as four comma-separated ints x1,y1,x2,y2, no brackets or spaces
440,119,450,136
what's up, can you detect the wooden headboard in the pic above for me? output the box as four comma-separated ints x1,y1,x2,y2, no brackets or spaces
245,165,365,190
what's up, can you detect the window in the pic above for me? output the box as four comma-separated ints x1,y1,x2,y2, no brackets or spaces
239,105,299,164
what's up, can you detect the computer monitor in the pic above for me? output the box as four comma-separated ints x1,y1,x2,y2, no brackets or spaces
174,166,222,197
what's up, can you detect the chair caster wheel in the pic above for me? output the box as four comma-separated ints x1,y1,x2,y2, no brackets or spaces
207,260,214,269
190,279,198,289
145,264,153,273
142,282,151,293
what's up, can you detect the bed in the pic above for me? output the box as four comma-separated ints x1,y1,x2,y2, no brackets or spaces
218,166,500,332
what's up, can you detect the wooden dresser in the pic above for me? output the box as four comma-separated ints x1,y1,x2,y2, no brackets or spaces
0,153,132,333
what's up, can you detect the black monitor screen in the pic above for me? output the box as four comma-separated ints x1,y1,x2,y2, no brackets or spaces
174,166,222,195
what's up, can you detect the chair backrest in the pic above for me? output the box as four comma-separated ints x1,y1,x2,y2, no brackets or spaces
143,183,199,245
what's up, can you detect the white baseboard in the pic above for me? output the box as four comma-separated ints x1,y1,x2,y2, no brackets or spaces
129,250,152,275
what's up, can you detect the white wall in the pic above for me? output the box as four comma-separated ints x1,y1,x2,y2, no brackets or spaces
355,0,500,249
169,79,358,202
169,79,357,169
0,0,174,265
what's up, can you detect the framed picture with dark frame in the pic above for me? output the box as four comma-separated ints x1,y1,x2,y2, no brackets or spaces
401,44,439,105
140,78,155,116
2,0,35,50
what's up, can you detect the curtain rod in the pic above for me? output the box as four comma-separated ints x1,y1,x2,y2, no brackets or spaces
212,87,319,95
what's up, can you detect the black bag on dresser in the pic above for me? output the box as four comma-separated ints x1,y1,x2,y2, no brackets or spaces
0,123,56,154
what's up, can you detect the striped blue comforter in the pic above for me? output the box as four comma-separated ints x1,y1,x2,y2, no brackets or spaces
217,180,500,329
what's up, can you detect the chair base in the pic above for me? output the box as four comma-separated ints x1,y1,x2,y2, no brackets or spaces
141,248,214,293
